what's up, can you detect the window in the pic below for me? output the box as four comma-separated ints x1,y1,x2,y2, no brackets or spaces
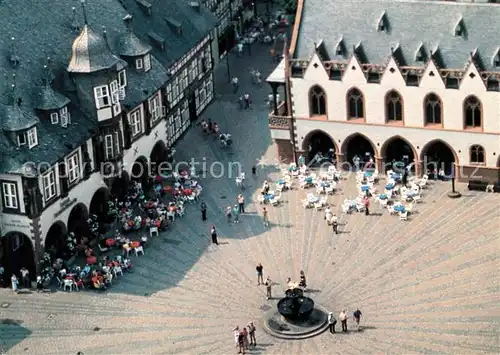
309,85,326,116
129,109,142,137
181,68,189,91
94,85,110,109
118,70,127,87
50,112,59,124
104,134,114,160
17,132,26,146
110,80,119,104
144,54,151,72
67,153,80,183
424,93,442,124
189,59,198,82
464,96,482,128
60,106,70,127
386,90,403,122
347,88,364,119
136,58,144,69
27,127,38,148
149,94,162,121
2,182,18,209
470,145,485,164
166,84,172,107
42,170,57,201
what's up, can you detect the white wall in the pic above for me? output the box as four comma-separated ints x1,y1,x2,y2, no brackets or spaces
292,53,500,132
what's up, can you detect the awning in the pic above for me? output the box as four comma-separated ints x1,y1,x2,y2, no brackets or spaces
266,58,286,84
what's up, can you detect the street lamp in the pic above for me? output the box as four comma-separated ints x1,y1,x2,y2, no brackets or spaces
447,163,461,198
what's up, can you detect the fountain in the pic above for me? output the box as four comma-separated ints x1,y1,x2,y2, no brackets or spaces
260,285,329,339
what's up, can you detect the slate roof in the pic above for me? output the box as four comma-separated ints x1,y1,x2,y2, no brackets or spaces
119,0,217,69
0,0,216,175
116,15,152,57
295,0,500,71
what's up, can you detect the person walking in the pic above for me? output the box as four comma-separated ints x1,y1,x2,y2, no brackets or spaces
248,322,256,346
210,225,218,245
232,76,239,93
234,326,240,348
339,310,348,332
363,196,370,215
201,201,207,221
11,274,19,293
328,312,337,333
243,93,251,109
353,308,362,331
237,328,245,354
237,42,244,56
265,277,272,300
232,204,240,223
20,267,30,289
262,207,269,227
242,327,249,350
238,194,245,213
332,214,339,234
256,263,264,285
226,206,232,223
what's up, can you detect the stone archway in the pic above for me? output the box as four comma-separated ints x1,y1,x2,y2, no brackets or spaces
420,139,458,176
0,232,36,283
341,133,377,167
301,129,338,164
131,155,149,185
89,187,110,222
150,140,168,175
380,136,417,173
110,170,130,201
43,221,67,259
67,203,89,244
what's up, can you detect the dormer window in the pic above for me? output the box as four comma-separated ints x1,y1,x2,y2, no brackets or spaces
143,54,151,72
454,18,466,38
335,38,346,56
60,106,70,127
377,12,389,32
494,49,500,67
136,58,144,69
415,44,427,62
118,70,127,87
51,112,59,124
94,85,111,109
17,127,38,148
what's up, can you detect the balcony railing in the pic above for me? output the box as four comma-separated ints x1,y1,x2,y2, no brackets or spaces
269,101,291,129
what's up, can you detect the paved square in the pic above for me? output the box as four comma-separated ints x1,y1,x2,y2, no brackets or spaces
1,44,499,355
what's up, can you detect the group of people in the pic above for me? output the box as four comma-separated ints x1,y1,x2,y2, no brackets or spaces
6,266,31,292
234,323,257,354
328,309,363,333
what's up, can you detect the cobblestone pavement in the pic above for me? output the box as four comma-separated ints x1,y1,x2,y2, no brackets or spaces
1,40,500,355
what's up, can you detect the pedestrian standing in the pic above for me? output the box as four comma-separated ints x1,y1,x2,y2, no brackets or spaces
232,204,240,223
238,194,245,213
265,277,272,299
262,207,269,227
11,274,19,293
248,322,256,346
226,206,232,223
237,329,245,354
232,76,239,93
332,214,339,234
243,93,251,109
270,47,276,61
210,225,218,245
234,326,240,348
20,267,30,289
243,327,249,350
353,308,362,331
268,92,273,107
237,42,243,56
339,310,348,332
252,166,256,175
256,263,264,285
201,201,207,221
328,312,337,333
363,196,370,215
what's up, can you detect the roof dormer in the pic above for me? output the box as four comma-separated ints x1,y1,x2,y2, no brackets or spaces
493,48,500,67
335,37,346,57
415,43,427,62
377,11,389,33
454,16,467,39
116,14,152,58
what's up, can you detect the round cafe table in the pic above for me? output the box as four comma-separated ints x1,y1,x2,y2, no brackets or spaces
105,238,116,247
130,241,140,248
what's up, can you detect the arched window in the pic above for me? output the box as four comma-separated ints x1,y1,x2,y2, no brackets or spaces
464,96,482,129
347,88,364,120
423,93,442,125
310,85,326,116
470,145,485,164
386,90,403,122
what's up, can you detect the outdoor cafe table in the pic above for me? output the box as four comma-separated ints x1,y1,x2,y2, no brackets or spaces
386,183,396,190
264,194,275,201
360,185,369,192
278,179,286,185
390,173,402,181
364,171,374,177
379,194,388,200
393,204,406,213
105,238,116,247
320,182,330,187
305,177,313,183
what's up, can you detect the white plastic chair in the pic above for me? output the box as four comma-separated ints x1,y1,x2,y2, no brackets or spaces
399,211,408,221
113,266,123,277
150,226,158,237
63,279,74,292
276,184,284,192
167,211,175,221
271,195,281,206
412,195,421,203
134,246,144,257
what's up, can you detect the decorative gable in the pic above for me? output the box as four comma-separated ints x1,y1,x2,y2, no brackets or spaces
377,11,389,33
454,16,467,39
419,59,445,90
461,59,486,92
303,52,329,81
380,56,405,87
342,54,367,84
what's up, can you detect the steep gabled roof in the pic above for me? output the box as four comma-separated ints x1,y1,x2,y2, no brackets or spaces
295,0,500,71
